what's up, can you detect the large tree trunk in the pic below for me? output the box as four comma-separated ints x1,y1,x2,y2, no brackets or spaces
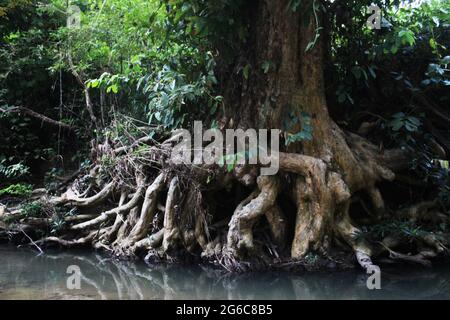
222,0,403,266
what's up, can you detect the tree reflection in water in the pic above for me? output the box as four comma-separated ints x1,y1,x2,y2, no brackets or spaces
0,247,449,300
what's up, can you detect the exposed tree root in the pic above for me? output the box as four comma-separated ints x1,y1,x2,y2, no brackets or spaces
1,125,447,273
51,181,115,207
127,173,166,245
71,175,145,231
226,176,280,257
1,0,448,274
162,177,181,253
132,229,164,253
102,191,129,243
38,231,96,248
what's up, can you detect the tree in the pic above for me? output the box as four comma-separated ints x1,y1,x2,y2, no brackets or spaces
1,0,449,272
215,0,408,269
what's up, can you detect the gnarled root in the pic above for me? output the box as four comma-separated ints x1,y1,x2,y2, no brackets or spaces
3,126,446,273
132,229,164,253
52,181,115,208
162,177,181,253
37,231,96,248
127,173,166,245
71,175,145,231
336,202,377,271
291,164,351,258
226,175,280,258
102,191,129,243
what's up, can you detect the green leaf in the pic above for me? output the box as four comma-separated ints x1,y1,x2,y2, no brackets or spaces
262,61,271,74
405,122,417,132
243,64,251,80
160,92,169,107
432,16,440,27
111,84,119,94
391,45,399,54
437,160,449,170
93,80,101,88
397,29,415,47
429,38,437,50
391,119,404,131
407,116,421,126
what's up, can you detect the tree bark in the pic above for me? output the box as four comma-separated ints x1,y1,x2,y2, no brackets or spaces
221,0,398,264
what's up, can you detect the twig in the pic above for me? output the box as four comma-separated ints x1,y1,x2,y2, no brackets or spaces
0,106,76,131
19,227,44,256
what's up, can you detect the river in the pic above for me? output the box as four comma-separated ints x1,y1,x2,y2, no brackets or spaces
0,245,449,300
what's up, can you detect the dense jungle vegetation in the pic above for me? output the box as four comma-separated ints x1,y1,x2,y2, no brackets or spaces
0,0,449,272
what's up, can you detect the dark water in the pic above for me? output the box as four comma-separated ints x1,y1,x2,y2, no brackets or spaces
0,245,449,300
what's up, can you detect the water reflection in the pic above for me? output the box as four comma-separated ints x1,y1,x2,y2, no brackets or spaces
0,246,449,300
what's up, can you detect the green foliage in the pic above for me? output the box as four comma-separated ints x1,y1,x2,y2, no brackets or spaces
140,58,220,128
53,0,227,130
422,57,450,87
20,200,45,218
0,158,30,179
218,151,247,173
7,199,71,234
0,183,33,197
50,207,79,234
50,216,66,234
0,1,75,186
242,64,251,80
328,0,449,208
388,112,422,133
331,0,449,108
399,130,450,208
283,112,313,146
